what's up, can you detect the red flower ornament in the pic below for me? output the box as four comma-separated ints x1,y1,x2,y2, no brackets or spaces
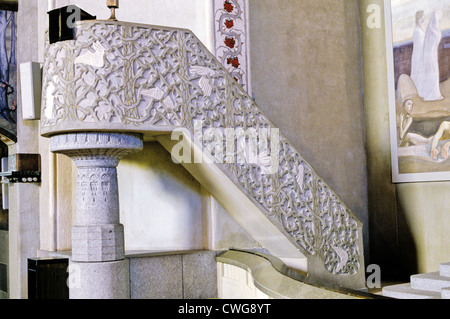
227,57,240,68
225,19,234,29
224,37,236,48
224,1,233,13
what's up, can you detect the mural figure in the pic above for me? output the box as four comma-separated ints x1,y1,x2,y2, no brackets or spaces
392,3,450,179
410,10,425,88
417,10,443,101
0,10,16,125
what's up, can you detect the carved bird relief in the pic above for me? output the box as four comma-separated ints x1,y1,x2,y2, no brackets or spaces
74,41,106,68
141,87,176,110
141,87,165,100
331,244,349,273
238,136,273,175
189,66,216,97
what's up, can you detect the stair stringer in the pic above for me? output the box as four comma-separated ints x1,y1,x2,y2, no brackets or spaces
40,20,366,290
157,133,308,269
157,130,365,290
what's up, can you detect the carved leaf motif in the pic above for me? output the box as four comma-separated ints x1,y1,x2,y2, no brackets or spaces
296,164,305,190
45,81,55,119
331,244,349,273
95,103,113,121
163,96,175,110
74,41,106,68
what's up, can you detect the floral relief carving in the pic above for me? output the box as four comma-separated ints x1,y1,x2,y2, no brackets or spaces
42,21,362,276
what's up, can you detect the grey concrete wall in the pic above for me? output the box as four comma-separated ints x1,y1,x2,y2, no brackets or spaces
248,0,369,259
128,251,219,299
360,0,400,279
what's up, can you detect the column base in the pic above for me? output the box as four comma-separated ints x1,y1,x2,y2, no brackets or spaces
72,224,125,262
69,259,130,299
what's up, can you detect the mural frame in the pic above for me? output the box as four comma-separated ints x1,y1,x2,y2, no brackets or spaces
385,0,450,183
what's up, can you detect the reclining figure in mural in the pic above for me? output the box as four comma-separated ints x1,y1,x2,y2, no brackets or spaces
430,121,450,160
398,98,450,161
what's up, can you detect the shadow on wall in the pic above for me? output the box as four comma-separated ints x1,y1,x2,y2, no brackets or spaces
394,192,418,281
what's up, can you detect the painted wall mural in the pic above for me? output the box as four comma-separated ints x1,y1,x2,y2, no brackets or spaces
388,0,450,182
0,9,16,142
0,6,16,231
213,0,251,95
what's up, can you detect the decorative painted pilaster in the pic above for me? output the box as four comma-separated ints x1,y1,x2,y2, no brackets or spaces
50,132,143,298
213,0,252,95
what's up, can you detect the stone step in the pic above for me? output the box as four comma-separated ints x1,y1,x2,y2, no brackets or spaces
382,283,441,299
411,272,450,293
442,287,450,299
440,262,450,277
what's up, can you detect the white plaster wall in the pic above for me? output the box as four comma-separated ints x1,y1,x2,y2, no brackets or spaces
201,190,260,251
66,0,214,51
118,142,203,251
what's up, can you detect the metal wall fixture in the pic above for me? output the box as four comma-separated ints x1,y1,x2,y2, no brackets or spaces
0,154,41,184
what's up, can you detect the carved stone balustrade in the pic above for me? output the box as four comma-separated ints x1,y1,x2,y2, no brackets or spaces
41,20,366,290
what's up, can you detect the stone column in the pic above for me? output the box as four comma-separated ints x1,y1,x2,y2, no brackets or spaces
50,132,143,299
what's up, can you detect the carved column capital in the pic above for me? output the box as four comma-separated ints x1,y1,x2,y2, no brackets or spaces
50,132,143,166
